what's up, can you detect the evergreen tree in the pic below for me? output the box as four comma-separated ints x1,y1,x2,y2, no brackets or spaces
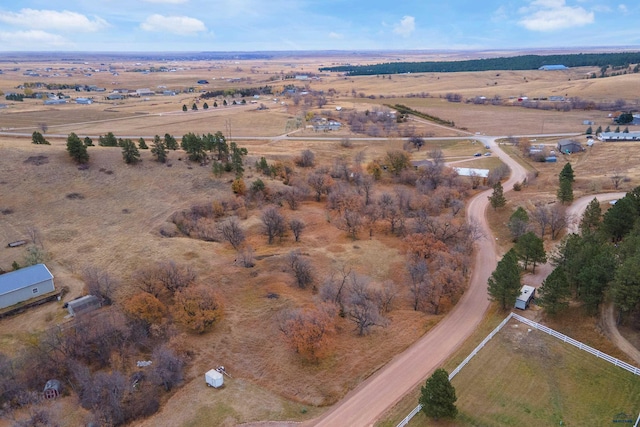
164,133,178,150
419,369,457,420
488,249,521,310
151,135,168,163
508,206,530,241
579,197,601,233
223,99,227,106
182,104,188,112
213,101,218,107
624,127,629,133
31,131,50,145
596,125,603,135
192,103,198,111
605,125,611,132
585,126,592,135
83,136,93,147
121,138,140,164
98,132,118,147
138,137,148,149
230,142,248,178
66,132,89,164
488,182,506,210
203,102,209,109
557,178,574,204
612,254,640,317
559,162,575,183
615,126,621,133
602,195,638,241
181,132,206,162
514,231,546,272
538,266,570,315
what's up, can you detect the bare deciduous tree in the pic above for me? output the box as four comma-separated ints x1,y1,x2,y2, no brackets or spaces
548,203,568,240
296,149,315,168
218,217,245,250
286,250,314,289
307,170,333,202
289,218,305,242
82,266,117,305
150,345,185,391
236,245,255,268
261,206,286,244
346,274,388,335
530,204,551,238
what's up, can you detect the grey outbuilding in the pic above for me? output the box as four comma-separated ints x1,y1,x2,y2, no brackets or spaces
0,264,55,310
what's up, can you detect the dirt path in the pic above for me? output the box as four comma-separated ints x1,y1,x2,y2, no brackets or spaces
565,192,640,366
312,137,528,427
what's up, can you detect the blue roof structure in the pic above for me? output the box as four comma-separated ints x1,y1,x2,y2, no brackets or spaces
539,65,568,71
0,264,54,296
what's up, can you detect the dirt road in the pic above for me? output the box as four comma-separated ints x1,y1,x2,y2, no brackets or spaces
313,138,528,427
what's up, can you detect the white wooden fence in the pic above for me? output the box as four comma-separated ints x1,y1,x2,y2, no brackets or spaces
396,312,640,427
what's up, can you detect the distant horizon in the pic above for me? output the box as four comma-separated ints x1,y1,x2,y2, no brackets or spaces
1,2,638,52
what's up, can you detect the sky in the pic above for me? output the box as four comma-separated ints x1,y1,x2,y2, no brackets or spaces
0,0,638,52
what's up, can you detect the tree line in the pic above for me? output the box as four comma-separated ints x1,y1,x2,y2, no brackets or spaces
319,51,640,75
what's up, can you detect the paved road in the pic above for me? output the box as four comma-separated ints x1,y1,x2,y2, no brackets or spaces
313,137,528,427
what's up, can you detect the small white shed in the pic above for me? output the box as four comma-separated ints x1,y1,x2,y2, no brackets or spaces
205,369,224,388
515,285,536,310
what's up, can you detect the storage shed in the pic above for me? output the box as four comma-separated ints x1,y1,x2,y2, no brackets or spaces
515,285,536,310
67,295,101,316
43,379,62,399
205,369,224,388
0,264,55,310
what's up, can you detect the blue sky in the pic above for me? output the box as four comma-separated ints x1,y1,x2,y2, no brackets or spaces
0,0,638,52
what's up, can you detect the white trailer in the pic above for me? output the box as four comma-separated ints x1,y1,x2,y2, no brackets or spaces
205,369,224,388
515,285,536,310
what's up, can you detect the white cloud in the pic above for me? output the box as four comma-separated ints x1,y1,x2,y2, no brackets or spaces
329,32,343,40
0,30,69,49
393,15,415,37
0,9,109,32
619,4,628,14
519,0,594,31
140,14,207,35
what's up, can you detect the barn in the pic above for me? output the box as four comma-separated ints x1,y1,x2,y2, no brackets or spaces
0,264,55,310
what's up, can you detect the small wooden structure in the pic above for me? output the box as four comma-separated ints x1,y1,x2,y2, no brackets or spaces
515,285,536,310
43,379,61,399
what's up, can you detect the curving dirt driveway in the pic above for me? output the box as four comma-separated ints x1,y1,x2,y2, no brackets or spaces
566,193,640,365
311,138,528,427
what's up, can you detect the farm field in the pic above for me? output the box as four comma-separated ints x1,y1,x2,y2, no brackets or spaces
1,51,640,426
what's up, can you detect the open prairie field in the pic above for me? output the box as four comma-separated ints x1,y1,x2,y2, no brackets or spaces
1,51,639,426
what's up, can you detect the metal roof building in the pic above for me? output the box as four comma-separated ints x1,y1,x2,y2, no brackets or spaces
0,264,55,309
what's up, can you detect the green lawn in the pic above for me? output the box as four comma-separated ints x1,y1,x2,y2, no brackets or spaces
404,318,640,426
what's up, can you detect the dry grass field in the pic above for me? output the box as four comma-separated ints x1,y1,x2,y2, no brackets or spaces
1,52,639,426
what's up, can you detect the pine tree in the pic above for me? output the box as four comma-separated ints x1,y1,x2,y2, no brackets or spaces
538,266,570,315
488,249,521,310
138,137,148,149
514,232,546,273
508,206,529,241
579,197,601,234
557,178,574,204
488,182,506,210
192,103,198,111
559,163,575,183
84,136,94,147
419,368,457,420
121,139,140,164
151,135,168,163
182,104,188,112
31,131,50,145
66,132,89,164
203,102,209,109
585,126,592,135
98,132,118,147
596,125,602,135
164,133,178,150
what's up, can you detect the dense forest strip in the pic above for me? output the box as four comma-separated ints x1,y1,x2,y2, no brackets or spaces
320,52,640,75
387,104,455,127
